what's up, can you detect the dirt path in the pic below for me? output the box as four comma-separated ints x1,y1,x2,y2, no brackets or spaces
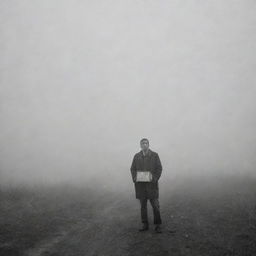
23,183,256,256
25,193,175,256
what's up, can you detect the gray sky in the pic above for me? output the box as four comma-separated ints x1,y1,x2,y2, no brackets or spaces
1,0,256,186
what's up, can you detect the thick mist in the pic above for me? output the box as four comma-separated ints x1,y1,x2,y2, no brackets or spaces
0,1,256,188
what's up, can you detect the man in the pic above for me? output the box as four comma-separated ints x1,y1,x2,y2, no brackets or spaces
130,138,163,233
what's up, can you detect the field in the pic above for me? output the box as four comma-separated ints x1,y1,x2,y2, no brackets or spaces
1,176,256,256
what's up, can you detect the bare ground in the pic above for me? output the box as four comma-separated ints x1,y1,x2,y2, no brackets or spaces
1,176,256,256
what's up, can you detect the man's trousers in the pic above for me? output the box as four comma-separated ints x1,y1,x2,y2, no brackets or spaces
139,198,162,225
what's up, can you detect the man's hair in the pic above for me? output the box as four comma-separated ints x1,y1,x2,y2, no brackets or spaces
140,138,149,144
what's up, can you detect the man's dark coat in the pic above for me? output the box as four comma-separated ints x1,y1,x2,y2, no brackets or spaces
130,149,162,199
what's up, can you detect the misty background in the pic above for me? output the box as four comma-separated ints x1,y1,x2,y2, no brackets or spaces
0,0,256,189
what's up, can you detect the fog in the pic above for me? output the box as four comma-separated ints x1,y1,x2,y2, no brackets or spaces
1,0,256,188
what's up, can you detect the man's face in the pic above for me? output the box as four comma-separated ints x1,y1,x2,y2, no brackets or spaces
140,140,149,151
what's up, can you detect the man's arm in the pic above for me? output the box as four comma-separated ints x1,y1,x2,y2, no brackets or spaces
152,153,162,182
130,155,137,183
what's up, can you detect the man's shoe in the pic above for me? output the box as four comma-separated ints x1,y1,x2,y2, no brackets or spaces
139,224,149,232
155,225,162,233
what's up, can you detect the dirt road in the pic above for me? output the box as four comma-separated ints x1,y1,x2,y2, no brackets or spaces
1,177,256,256
25,192,171,256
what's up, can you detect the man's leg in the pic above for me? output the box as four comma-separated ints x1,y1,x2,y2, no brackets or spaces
139,198,148,224
149,198,162,232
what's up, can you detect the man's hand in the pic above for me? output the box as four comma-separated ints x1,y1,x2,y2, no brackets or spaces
151,175,158,183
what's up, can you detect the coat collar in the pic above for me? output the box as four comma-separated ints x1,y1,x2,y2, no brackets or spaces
140,148,152,157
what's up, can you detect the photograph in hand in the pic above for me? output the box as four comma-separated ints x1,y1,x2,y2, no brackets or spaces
136,171,152,182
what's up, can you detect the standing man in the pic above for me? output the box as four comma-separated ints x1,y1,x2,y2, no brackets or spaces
130,138,163,233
